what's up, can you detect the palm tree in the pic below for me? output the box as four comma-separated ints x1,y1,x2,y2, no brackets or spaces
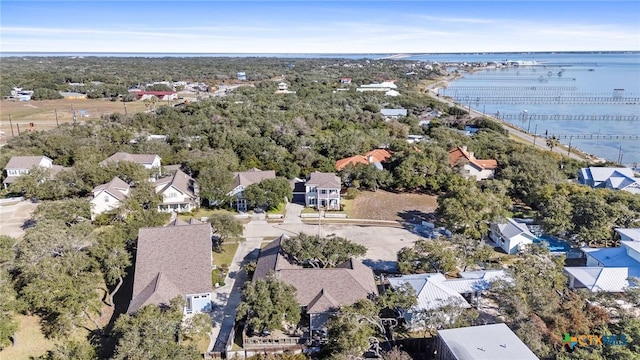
546,136,560,152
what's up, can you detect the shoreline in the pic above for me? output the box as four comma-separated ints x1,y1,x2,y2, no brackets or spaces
423,74,594,162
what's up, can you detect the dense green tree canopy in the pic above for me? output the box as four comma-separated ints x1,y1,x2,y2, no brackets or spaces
281,233,367,268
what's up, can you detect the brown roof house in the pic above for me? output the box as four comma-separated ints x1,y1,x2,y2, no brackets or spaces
253,235,378,330
448,146,498,181
304,172,341,210
3,155,65,189
90,177,130,220
127,222,213,314
154,169,200,213
228,168,276,212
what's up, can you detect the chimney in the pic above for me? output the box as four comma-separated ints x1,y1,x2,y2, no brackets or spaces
368,155,375,163
461,145,468,152
469,152,475,159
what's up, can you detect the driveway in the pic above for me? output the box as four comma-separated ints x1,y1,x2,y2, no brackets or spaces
0,200,37,238
282,203,303,224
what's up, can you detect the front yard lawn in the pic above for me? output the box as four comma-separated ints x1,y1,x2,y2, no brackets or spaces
213,242,240,268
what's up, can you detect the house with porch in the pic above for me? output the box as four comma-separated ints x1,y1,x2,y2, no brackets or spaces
154,169,200,213
3,155,65,189
489,218,536,254
387,270,509,330
252,235,378,330
448,146,498,180
564,229,640,292
127,222,213,314
90,177,130,220
304,172,341,210
228,168,276,212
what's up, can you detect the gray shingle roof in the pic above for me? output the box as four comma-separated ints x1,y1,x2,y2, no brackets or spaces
100,152,160,166
127,223,213,313
92,177,130,202
232,168,276,188
155,169,199,200
4,156,53,170
253,236,377,313
305,172,341,189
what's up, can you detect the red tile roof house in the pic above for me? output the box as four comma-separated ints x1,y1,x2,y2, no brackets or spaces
335,149,393,171
252,235,378,331
127,222,213,315
3,155,65,189
448,146,498,181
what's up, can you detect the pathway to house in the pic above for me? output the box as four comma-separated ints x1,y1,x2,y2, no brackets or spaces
282,202,303,224
209,237,263,352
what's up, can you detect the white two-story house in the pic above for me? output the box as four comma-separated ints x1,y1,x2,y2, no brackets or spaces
90,177,131,220
304,172,341,210
154,169,200,213
489,218,536,254
3,155,58,189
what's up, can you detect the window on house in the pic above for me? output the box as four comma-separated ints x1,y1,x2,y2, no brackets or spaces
104,196,109,203
186,296,193,312
320,189,327,194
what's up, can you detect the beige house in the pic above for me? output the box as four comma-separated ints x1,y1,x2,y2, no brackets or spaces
448,146,498,180
90,177,130,220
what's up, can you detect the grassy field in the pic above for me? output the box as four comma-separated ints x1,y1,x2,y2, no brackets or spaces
0,98,150,144
347,190,438,222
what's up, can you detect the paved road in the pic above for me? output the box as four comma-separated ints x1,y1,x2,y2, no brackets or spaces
425,77,589,161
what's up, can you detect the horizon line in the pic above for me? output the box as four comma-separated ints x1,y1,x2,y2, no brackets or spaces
2,50,639,55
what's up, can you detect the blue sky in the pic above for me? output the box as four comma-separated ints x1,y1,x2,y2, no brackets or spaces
1,1,639,53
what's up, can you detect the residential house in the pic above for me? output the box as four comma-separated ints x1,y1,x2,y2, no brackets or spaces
127,222,213,314
3,155,64,189
380,108,407,120
304,172,341,210
253,235,378,330
578,167,640,194
154,169,200,213
356,81,397,92
129,90,178,101
435,323,539,360
335,149,392,171
237,72,247,81
275,82,296,94
229,168,277,212
90,177,130,220
448,146,498,180
387,270,509,330
489,218,536,254
100,152,162,171
339,77,352,84
385,90,400,97
616,227,640,242
564,229,640,292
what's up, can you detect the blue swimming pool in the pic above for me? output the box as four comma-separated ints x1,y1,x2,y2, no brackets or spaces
533,234,572,253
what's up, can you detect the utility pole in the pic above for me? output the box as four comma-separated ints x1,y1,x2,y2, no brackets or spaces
55,109,59,127
533,124,538,147
123,102,128,115
16,123,20,135
567,136,573,156
8,115,14,137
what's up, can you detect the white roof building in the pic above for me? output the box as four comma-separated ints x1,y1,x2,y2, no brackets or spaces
489,218,536,254
388,270,510,329
578,167,640,194
565,239,640,292
435,323,539,360
616,228,640,242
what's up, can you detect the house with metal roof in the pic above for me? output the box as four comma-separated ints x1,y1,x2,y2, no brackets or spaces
127,222,213,314
387,270,509,330
304,172,341,210
435,323,539,360
489,218,536,254
253,235,378,330
564,238,640,292
578,167,640,194
154,169,200,213
448,146,498,181
90,177,130,220
616,228,640,242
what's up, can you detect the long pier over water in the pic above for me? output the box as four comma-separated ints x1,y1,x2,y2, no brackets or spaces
497,114,640,122
458,96,640,105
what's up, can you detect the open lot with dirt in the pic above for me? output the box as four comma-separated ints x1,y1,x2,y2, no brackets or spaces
347,190,438,222
0,200,38,238
0,99,150,144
